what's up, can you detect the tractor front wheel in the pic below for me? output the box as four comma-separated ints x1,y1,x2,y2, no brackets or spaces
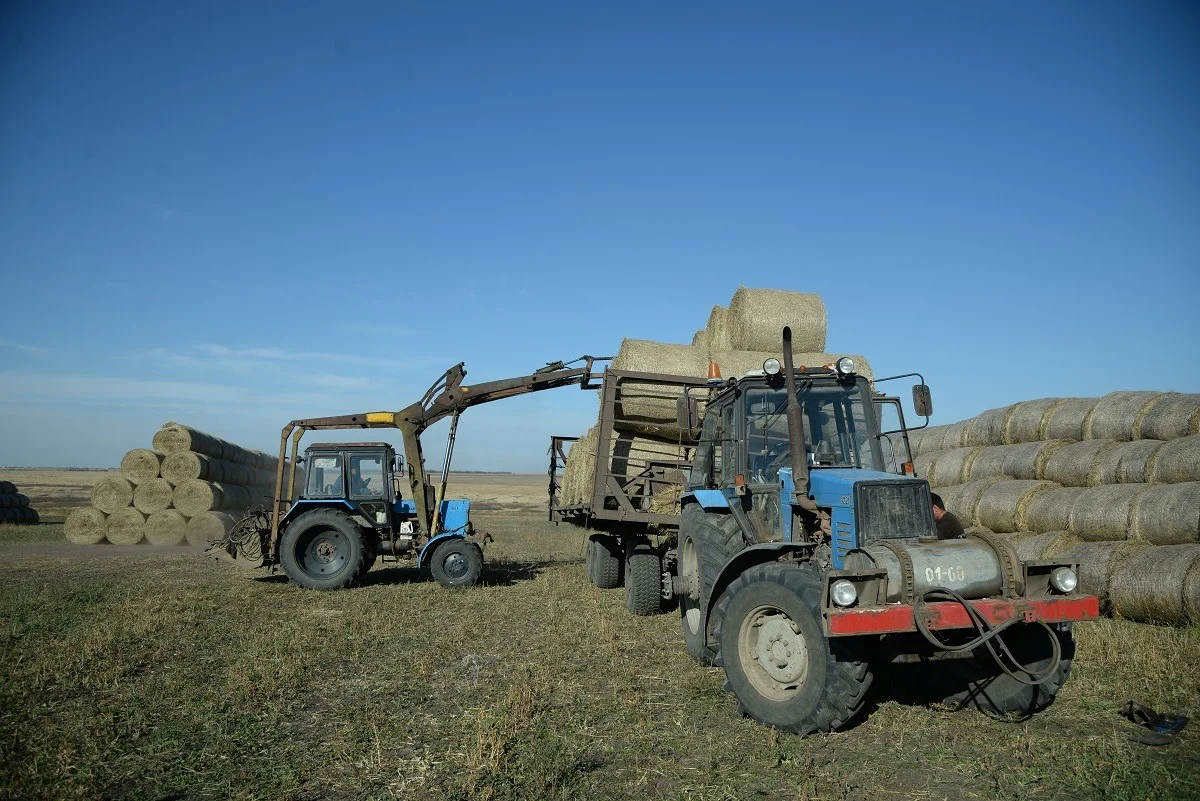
938,622,1075,717
279,509,371,590
430,539,483,588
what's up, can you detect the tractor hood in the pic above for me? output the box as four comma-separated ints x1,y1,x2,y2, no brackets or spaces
808,468,926,501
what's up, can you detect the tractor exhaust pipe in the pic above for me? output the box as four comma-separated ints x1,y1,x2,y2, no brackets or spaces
782,326,818,513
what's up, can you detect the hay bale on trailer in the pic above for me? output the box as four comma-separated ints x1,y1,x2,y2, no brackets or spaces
975,480,1059,534
90,476,135,515
145,509,188,546
106,508,147,545
610,339,707,435
186,511,240,546
120,449,164,484
132,478,174,514
705,305,733,351
1110,545,1200,625
1022,486,1088,533
1041,440,1118,487
64,507,107,545
1067,485,1149,542
1003,398,1064,444
725,287,827,353
1092,439,1166,485
1041,397,1101,442
1147,435,1200,484
1084,391,1165,441
1133,482,1200,545
1138,393,1200,441
1062,540,1153,614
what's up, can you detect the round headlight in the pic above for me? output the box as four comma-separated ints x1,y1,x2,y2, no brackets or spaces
835,357,856,376
1050,567,1078,594
763,358,781,376
831,579,858,608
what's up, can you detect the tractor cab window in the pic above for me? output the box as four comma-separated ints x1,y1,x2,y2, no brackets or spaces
307,454,344,497
349,454,385,499
745,380,883,481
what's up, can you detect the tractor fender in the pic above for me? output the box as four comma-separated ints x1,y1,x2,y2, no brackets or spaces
282,499,356,526
418,531,471,570
701,542,811,650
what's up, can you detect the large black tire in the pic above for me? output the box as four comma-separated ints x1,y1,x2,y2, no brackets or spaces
625,538,663,616
589,534,623,590
714,562,873,734
678,504,746,664
429,539,483,588
279,509,372,590
939,622,1075,717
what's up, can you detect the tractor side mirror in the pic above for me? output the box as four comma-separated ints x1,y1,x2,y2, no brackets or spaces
912,384,933,417
676,390,704,440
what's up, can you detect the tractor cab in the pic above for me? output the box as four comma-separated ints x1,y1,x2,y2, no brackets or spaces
299,443,400,529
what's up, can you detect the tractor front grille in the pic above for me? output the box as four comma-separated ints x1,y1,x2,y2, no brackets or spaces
855,479,937,542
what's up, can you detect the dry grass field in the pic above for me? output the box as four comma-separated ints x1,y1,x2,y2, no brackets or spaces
1,471,1198,800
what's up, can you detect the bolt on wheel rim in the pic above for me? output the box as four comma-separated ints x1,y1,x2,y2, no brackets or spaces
739,605,808,701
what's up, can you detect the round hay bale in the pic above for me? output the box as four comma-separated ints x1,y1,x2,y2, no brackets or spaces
710,350,874,381
64,507,107,545
907,425,947,457
1062,540,1152,614
913,451,939,481
725,287,827,353
1042,440,1118,487
690,329,709,351
1092,439,1165,485
161,451,226,484
106,507,147,545
706,305,733,351
962,405,1014,447
940,421,971,451
120,449,163,484
0,480,16,494
1133,482,1200,545
928,447,983,488
132,478,174,514
1022,486,1088,533
1067,484,1148,541
965,445,1012,482
1138,393,1200,441
90,476,135,515
1003,398,1064,444
185,511,240,546
976,480,1059,534
152,423,227,457
145,509,187,546
0,493,30,508
1147,435,1200,484
1185,559,1200,622
1041,397,1100,442
610,340,708,434
1084,391,1165,442
1006,531,1067,562
173,480,254,517
1003,440,1067,481
22,508,39,524
1110,545,1200,624
1043,532,1085,558
562,428,598,505
937,478,1007,527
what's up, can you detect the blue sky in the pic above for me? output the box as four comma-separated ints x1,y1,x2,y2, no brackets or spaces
2,1,1197,472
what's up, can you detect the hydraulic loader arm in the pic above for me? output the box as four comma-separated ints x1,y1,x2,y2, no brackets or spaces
268,356,608,557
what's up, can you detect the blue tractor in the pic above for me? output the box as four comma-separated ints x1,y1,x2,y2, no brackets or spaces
672,327,1099,733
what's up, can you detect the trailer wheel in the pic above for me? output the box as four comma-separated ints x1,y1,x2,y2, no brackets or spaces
430,539,483,589
588,534,623,589
939,623,1075,717
714,562,873,734
625,538,663,616
678,505,746,664
279,509,371,590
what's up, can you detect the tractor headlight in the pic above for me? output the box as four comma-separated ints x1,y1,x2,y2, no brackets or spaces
835,357,856,377
1050,567,1078,594
763,357,781,376
831,579,858,607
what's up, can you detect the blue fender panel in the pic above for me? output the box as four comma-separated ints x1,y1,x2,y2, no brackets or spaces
684,489,730,510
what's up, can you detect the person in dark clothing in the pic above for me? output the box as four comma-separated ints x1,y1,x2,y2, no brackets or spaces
931,493,965,540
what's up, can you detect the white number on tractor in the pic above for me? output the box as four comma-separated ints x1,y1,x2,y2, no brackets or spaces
925,565,966,584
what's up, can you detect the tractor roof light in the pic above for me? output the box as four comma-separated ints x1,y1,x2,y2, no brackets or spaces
763,357,781,376
835,357,856,378
1050,567,1078,594
831,579,858,608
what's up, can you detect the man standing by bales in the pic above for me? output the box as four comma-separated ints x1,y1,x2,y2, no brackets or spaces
932,493,965,539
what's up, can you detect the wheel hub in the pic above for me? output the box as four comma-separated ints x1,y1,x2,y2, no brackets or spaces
443,552,467,579
755,617,807,685
314,539,338,563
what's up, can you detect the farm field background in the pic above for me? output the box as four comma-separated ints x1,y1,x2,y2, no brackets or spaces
1,470,1197,800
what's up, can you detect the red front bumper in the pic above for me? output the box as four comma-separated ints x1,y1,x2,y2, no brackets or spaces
826,594,1100,637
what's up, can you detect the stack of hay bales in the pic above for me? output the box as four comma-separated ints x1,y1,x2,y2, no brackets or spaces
64,423,296,547
561,287,872,514
0,480,40,524
912,393,1200,624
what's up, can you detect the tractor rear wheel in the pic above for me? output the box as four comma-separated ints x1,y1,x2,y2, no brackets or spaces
279,509,371,590
588,534,623,589
625,537,663,616
430,539,483,588
714,562,873,734
938,622,1075,717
